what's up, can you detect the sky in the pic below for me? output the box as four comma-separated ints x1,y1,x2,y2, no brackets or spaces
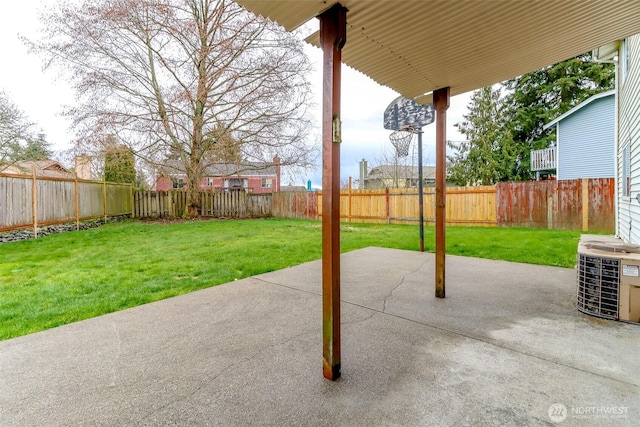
0,1,471,188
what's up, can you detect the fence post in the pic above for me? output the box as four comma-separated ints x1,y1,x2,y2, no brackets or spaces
385,187,390,224
103,176,107,222
32,166,38,238
348,177,352,223
582,178,589,231
547,195,553,229
130,184,135,218
75,172,80,230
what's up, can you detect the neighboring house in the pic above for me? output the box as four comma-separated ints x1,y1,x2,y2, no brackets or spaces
608,34,640,244
361,162,437,189
155,158,281,194
0,160,74,179
533,90,615,181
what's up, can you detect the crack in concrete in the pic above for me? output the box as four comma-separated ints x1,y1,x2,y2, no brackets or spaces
342,310,377,326
137,327,316,424
254,268,640,389
382,259,429,313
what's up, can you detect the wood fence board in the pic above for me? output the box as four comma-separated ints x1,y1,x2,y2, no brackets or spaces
1,174,132,232
37,179,75,223
132,190,272,219
0,176,33,229
283,186,497,226
106,184,132,216
496,178,614,232
272,192,318,219
588,178,615,232
78,182,105,219
275,180,610,231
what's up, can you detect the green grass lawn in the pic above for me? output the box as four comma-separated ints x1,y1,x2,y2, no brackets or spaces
0,218,586,340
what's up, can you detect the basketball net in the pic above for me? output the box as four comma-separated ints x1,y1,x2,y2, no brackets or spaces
389,127,415,157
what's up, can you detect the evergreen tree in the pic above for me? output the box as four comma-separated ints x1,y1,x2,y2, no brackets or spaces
448,86,516,185
104,142,136,183
20,133,52,161
502,53,614,180
449,53,614,184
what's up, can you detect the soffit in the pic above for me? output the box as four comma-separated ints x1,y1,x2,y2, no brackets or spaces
236,1,640,102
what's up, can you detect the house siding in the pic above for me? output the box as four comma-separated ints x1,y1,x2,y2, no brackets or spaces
557,95,615,180
618,34,640,244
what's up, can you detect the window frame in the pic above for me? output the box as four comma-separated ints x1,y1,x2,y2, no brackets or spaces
172,177,185,190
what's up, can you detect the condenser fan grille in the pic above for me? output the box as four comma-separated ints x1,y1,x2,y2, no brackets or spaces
577,254,619,319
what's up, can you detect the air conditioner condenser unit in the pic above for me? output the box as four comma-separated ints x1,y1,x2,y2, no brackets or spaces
577,236,640,323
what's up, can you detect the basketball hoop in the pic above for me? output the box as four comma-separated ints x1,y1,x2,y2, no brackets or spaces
389,127,415,157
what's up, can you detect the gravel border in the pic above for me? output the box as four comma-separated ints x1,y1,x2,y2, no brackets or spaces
0,216,130,244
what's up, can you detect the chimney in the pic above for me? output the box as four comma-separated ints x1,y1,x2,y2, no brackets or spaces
359,158,368,189
273,155,281,192
75,155,92,180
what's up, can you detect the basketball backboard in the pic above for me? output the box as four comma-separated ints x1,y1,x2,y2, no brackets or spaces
383,96,434,131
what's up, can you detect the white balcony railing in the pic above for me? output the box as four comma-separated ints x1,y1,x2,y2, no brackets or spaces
530,146,556,171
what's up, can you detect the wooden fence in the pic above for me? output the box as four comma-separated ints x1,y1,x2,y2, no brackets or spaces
5,175,609,232
0,173,133,234
273,186,497,226
133,190,272,218
496,178,614,232
273,178,615,232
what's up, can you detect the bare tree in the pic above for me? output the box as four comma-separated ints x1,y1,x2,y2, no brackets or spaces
0,92,36,165
30,0,316,216
368,139,420,189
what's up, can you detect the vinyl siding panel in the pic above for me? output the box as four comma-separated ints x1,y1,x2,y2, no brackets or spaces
557,95,615,180
618,34,640,244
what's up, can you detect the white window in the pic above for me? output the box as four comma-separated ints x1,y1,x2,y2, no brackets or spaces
623,144,631,198
172,177,185,189
620,38,629,85
261,178,272,188
206,177,213,186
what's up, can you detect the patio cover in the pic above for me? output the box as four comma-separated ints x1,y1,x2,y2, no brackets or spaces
237,0,640,102
235,0,640,380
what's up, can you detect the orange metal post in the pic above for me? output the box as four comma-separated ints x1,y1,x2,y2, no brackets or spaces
319,3,347,381
434,87,450,298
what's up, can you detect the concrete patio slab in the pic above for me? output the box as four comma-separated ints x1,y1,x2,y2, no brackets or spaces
1,247,638,426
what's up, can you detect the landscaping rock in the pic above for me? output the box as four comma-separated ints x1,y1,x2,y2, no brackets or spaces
0,216,130,245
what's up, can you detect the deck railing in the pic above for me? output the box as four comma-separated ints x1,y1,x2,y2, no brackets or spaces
530,146,556,171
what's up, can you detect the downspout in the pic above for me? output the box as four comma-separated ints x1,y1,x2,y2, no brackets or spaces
593,50,619,238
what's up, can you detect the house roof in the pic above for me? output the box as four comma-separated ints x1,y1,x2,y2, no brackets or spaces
543,90,616,130
236,1,640,103
366,165,436,181
0,160,72,178
161,159,277,177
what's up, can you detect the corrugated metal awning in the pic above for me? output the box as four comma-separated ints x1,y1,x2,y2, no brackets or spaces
237,0,640,102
